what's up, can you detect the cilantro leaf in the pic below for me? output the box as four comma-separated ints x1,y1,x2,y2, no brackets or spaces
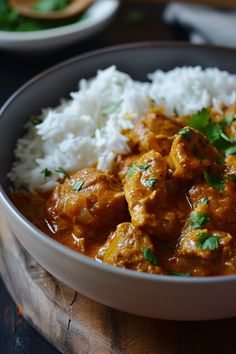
215,157,225,165
204,171,224,191
196,232,219,251
32,116,43,126
143,248,160,265
102,99,123,117
127,163,150,177
72,181,84,191
56,167,70,179
179,128,192,141
198,197,209,205
138,163,150,170
170,272,192,277
188,108,210,131
144,179,157,187
220,116,235,127
126,166,138,177
41,168,52,177
189,212,210,229
33,0,69,12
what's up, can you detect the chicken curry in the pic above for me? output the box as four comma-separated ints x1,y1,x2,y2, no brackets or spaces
12,104,236,277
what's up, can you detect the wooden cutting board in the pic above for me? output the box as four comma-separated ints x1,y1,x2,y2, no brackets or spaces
1,214,236,354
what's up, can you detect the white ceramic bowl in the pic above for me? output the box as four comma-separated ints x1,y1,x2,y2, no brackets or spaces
0,0,119,51
1,43,236,321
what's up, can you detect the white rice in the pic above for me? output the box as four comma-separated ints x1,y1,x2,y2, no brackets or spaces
8,66,236,191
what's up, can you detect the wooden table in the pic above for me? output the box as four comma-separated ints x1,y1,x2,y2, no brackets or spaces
0,2,236,353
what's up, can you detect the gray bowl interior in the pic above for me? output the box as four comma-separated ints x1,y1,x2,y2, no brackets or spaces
1,43,236,192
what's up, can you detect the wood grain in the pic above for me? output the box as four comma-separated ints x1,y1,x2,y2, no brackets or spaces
1,214,236,354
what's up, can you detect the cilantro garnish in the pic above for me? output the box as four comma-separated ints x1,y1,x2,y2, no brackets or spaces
224,145,236,156
126,163,150,177
204,171,224,191
56,167,70,179
188,108,210,131
198,197,209,205
41,168,52,177
189,212,210,229
102,99,123,117
72,181,84,191
170,272,192,277
188,108,236,156
215,157,225,165
227,174,236,182
179,128,192,141
138,163,150,170
126,166,138,177
32,116,43,126
174,108,179,117
143,248,160,265
144,179,157,187
33,0,69,12
196,232,219,251
220,116,235,127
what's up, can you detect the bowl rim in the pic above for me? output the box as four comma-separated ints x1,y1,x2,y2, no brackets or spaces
0,0,119,41
1,41,236,284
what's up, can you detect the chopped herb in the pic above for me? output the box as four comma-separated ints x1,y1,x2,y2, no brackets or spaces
215,157,225,165
32,116,43,125
138,163,150,170
33,0,69,12
174,108,179,117
126,166,138,177
145,179,157,187
41,168,52,177
224,145,236,156
188,108,210,131
220,116,235,127
72,180,84,191
56,167,70,179
179,128,191,141
220,132,236,144
143,247,160,265
204,123,222,144
204,171,224,191
227,174,236,182
170,272,192,277
196,232,219,251
102,99,123,117
188,109,236,157
189,212,210,229
198,197,209,205
126,163,150,177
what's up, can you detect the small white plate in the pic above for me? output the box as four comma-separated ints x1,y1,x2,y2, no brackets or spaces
0,0,119,51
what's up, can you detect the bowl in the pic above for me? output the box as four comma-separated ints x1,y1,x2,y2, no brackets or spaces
0,0,119,51
1,42,236,321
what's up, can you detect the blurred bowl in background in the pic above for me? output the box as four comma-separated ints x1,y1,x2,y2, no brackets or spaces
0,0,119,51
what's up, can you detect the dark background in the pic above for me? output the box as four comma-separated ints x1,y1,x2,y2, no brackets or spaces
0,2,188,353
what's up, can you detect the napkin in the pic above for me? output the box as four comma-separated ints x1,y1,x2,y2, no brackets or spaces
164,2,236,47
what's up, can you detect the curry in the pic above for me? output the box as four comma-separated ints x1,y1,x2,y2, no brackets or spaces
12,104,236,277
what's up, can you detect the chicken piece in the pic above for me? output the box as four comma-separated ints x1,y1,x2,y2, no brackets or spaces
124,150,183,241
46,168,129,241
177,227,232,261
96,222,165,274
115,153,142,184
171,226,235,276
188,178,236,236
129,111,181,156
168,126,221,179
